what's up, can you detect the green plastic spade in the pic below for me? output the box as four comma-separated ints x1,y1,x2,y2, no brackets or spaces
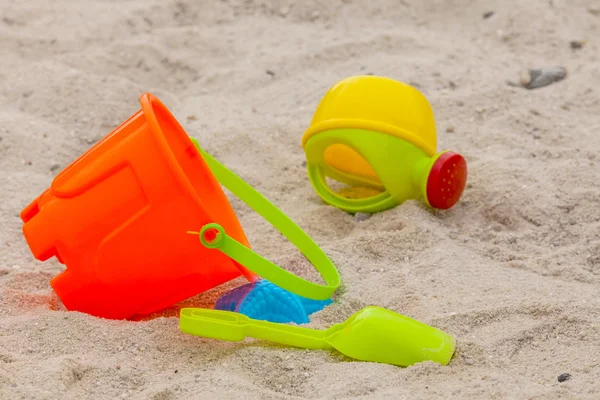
179,306,455,367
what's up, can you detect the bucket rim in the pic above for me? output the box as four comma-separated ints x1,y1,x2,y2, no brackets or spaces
139,93,257,282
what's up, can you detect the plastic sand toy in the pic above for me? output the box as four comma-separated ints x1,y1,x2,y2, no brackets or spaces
20,93,340,320
180,306,455,367
302,75,467,213
215,279,332,324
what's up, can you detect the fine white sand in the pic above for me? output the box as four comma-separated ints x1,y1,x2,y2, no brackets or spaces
1,1,600,399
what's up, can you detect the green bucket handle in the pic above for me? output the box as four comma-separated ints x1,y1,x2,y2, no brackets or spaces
191,138,340,301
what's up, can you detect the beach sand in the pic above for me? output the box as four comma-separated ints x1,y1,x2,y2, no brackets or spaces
1,0,599,398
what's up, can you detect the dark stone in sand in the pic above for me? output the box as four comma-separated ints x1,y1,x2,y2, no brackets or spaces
557,373,571,382
520,67,567,89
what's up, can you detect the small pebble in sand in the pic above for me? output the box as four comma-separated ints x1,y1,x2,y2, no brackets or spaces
186,114,197,121
446,126,455,133
569,40,586,50
116,364,121,370
284,363,295,371
354,212,372,222
516,67,567,89
482,11,495,19
557,373,571,382
266,70,276,77
465,358,474,366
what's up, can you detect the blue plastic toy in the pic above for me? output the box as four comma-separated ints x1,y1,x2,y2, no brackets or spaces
214,280,332,324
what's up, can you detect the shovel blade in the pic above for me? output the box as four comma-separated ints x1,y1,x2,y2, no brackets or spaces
327,306,455,367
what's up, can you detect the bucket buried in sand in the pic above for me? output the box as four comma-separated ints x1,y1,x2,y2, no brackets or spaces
21,93,340,320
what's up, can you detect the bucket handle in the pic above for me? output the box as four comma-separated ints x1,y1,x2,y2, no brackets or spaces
190,138,340,301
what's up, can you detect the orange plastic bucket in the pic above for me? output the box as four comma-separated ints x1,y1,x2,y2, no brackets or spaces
21,93,257,319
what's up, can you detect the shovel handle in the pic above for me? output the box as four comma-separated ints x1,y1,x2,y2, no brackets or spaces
180,308,250,342
180,308,330,350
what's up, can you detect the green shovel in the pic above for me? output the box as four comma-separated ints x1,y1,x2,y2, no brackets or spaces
180,306,455,367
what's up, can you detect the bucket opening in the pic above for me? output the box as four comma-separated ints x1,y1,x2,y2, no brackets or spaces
143,95,250,245
141,93,255,281
144,96,209,202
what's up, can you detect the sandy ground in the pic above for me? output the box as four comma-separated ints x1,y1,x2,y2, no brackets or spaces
1,0,600,399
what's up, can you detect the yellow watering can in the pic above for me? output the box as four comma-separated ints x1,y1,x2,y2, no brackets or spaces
302,76,467,213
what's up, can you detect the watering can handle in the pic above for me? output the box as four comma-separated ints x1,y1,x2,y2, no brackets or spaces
191,138,340,301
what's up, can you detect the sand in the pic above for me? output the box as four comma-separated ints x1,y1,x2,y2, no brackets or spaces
1,0,600,399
